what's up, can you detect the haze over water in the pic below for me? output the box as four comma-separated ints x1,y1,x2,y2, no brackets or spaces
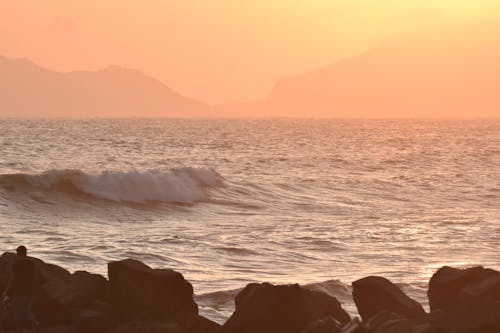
1,119,499,321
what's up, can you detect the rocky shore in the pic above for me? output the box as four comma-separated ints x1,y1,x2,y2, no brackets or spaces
0,252,499,333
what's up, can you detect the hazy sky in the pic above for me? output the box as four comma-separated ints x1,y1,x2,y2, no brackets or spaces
0,0,498,104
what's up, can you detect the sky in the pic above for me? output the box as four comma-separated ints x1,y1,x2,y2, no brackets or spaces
1,0,498,105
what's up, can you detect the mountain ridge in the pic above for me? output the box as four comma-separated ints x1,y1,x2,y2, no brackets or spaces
217,20,500,118
0,55,210,117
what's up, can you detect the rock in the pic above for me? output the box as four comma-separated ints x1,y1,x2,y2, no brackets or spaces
42,325,77,333
0,252,70,293
428,266,500,311
184,315,221,333
361,299,500,333
1,252,71,325
0,252,110,326
47,270,109,310
108,259,198,322
361,311,404,333
300,316,342,333
428,298,500,333
32,294,71,325
352,276,426,320
358,311,431,333
72,301,116,333
222,282,350,333
105,320,184,333
369,317,431,333
339,317,364,333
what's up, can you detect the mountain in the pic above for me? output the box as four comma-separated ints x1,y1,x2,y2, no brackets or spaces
0,56,210,117
220,20,500,118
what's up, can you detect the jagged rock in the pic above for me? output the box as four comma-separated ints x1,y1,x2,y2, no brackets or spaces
352,276,426,320
72,301,116,333
41,325,77,333
361,299,500,333
105,320,184,333
1,252,108,325
300,316,342,333
0,252,70,295
359,311,431,333
369,317,431,333
222,282,350,333
47,270,109,310
339,317,363,333
108,259,198,322
428,266,500,311
184,315,221,333
361,311,404,333
428,298,500,333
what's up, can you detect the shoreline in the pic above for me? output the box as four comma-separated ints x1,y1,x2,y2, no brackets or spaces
1,252,499,333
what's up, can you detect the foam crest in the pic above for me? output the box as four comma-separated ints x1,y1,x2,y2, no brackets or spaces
3,168,223,204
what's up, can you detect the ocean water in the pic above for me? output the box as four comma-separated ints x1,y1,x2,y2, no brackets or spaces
0,119,499,322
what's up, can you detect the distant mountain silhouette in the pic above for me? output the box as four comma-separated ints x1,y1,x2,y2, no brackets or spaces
219,21,500,118
0,55,210,117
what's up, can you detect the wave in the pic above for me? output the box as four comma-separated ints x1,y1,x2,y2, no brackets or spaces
0,168,224,204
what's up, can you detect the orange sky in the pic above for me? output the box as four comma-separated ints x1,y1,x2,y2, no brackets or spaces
0,0,498,105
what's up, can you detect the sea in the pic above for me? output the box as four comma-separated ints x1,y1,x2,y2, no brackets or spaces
0,119,499,323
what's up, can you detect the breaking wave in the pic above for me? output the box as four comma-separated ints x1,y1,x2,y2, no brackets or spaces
0,168,224,204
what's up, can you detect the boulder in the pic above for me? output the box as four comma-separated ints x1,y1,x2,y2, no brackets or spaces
73,308,115,333
41,325,77,333
72,301,116,333
352,276,426,320
0,252,110,325
0,252,69,292
361,299,500,333
300,316,342,333
107,259,198,322
184,315,221,333
368,317,431,333
222,282,350,333
428,266,500,311
105,320,184,333
47,270,109,310
428,298,500,333
361,311,404,333
339,317,364,333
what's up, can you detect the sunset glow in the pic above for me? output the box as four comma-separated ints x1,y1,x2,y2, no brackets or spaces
1,2,499,331
1,0,499,114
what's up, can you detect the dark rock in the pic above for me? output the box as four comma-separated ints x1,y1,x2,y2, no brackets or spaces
0,252,110,326
42,325,77,333
428,266,500,311
300,316,342,333
339,317,364,333
73,309,114,333
184,315,221,333
0,252,70,294
361,299,500,333
428,298,500,333
73,301,116,333
222,282,350,333
48,270,109,310
361,311,404,333
32,294,71,325
105,320,184,333
369,317,431,333
352,276,426,320
108,259,198,322
1,252,70,325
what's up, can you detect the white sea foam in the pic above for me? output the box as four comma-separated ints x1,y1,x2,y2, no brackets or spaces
20,167,223,203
